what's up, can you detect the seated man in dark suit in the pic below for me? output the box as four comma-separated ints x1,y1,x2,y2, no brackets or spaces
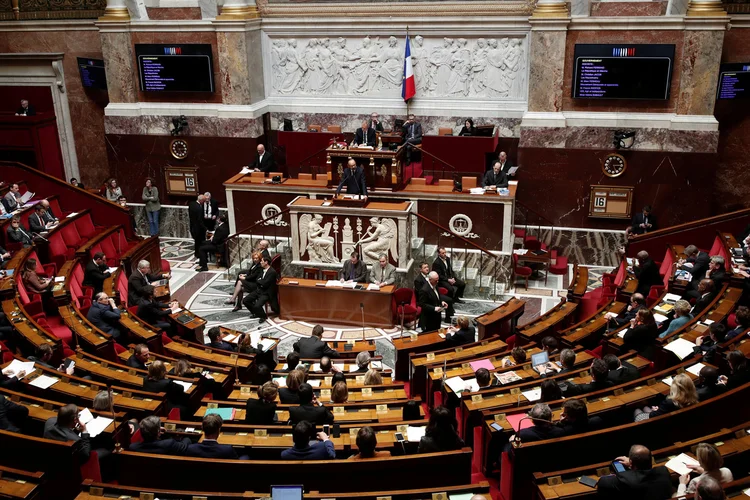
289,383,334,425
186,414,238,459
632,251,662,297
137,285,179,334
401,114,422,164
335,158,368,199
28,205,50,235
43,404,92,463
727,305,750,341
432,247,466,303
692,322,726,364
283,352,301,372
677,245,710,288
565,359,614,396
354,121,376,147
0,393,29,432
15,99,35,116
7,215,33,247
603,354,639,384
597,444,672,499
631,205,656,235
505,403,563,452
129,415,191,455
249,143,274,173
83,252,111,295
475,368,497,390
556,398,603,435
695,365,727,401
340,251,368,282
243,256,278,321
206,326,235,352
445,316,475,346
197,215,230,272
87,292,122,341
293,325,340,359
127,344,150,370
558,349,576,374
281,420,336,460
689,279,717,316
481,161,509,189
128,260,168,306
607,293,646,330
686,256,728,300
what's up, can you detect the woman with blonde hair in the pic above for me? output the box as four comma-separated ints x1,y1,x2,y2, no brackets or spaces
363,369,382,386
331,381,348,403
660,300,693,338
634,373,698,421
105,178,122,202
676,442,733,496
225,251,263,311
279,368,305,404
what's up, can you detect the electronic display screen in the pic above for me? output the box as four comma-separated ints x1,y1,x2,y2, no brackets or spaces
135,44,214,93
572,44,675,100
716,63,750,100
77,57,107,90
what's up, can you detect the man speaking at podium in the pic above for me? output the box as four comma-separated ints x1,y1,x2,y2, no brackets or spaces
335,158,368,199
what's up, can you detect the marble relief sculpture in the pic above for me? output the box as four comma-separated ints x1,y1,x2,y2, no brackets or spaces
356,217,398,265
299,214,337,263
270,35,526,100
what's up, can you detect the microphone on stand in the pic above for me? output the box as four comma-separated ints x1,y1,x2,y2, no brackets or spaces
32,232,49,243
360,302,365,341
511,416,554,448
107,382,122,452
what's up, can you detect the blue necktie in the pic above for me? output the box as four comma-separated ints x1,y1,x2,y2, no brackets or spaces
349,266,355,281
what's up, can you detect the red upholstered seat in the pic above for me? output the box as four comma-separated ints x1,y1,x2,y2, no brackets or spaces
438,286,448,296
75,214,98,239
35,315,74,345
61,222,84,248
548,249,568,276
100,235,117,262
80,451,101,482
48,233,73,270
513,254,532,290
117,272,128,306
394,288,420,326
647,285,666,307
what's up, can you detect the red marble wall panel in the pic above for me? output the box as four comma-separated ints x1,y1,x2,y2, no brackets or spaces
145,7,202,19
516,147,716,230
0,29,109,186
562,30,683,113
130,32,223,104
104,134,262,206
589,1,667,16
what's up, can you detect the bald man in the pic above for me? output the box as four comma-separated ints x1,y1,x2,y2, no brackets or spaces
249,144,274,174
418,271,448,332
597,444,672,499
632,251,661,296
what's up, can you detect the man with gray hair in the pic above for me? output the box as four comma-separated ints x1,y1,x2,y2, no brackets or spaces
418,271,449,331
129,415,191,455
127,259,167,306
257,239,271,261
369,254,395,287
87,292,122,340
188,194,206,257
559,348,576,374
678,244,709,286
202,191,219,231
694,474,725,500
507,403,563,449
686,255,727,300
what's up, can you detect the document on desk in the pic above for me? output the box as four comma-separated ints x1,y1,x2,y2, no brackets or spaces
470,359,495,372
86,416,114,438
521,387,542,402
29,374,58,389
20,191,34,204
170,307,182,314
664,293,682,303
664,338,697,360
173,381,193,392
662,376,674,386
463,378,480,393
445,376,468,394
3,360,35,379
653,313,669,324
407,426,427,442
325,280,344,288
665,453,699,475
273,377,287,387
618,329,629,338
687,363,706,377
367,284,380,291
495,371,522,385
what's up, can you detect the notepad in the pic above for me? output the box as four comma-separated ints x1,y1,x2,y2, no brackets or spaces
521,387,542,402
665,453,699,475
29,374,58,389
54,276,65,283
444,376,468,394
20,191,34,204
173,381,193,391
506,413,535,432
470,359,495,372
664,293,682,303
3,360,35,379
273,377,287,387
407,426,427,442
686,363,706,377
662,376,674,386
463,378,480,393
653,313,668,324
205,407,235,420
367,284,380,291
86,416,113,438
664,338,697,360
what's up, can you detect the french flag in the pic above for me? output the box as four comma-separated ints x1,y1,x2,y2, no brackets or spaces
402,34,416,102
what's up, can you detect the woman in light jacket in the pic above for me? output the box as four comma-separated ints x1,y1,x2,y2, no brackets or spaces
142,178,161,236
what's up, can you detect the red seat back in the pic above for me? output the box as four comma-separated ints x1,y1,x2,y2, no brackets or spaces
394,288,413,305
75,214,96,239
61,222,82,248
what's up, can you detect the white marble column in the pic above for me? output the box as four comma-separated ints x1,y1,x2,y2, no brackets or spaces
99,0,130,20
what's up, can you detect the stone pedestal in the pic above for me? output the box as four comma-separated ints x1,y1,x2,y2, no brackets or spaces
527,15,570,113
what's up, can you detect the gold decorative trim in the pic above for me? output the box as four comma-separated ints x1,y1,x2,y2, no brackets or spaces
98,6,130,21
686,0,727,16
216,4,260,19
262,1,534,17
531,1,569,17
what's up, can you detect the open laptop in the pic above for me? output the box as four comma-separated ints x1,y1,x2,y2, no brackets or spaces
272,485,304,500
531,351,560,375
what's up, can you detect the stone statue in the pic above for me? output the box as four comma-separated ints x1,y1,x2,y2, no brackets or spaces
277,39,304,94
470,38,489,95
377,36,403,90
411,35,427,93
356,217,398,264
299,214,337,263
447,38,471,96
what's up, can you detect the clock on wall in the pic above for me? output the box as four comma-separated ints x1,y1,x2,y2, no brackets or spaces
602,153,627,178
170,138,189,160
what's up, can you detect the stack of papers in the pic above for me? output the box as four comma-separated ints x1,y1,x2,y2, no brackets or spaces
662,376,674,386
325,280,344,288
20,192,34,204
406,426,426,442
240,167,252,174
54,276,65,283
29,374,58,389
463,378,480,393
653,313,669,324
664,293,682,304
3,360,35,379
664,338,697,360
513,249,528,256
686,363,705,377
78,408,114,438
273,377,287,387
173,381,193,391
618,329,629,338
445,376,468,394
521,387,542,402
664,453,699,475
367,284,380,291
654,303,674,315
496,371,522,385
469,188,486,195
470,359,495,372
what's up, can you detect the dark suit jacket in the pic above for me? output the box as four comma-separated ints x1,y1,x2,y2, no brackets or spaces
209,222,230,247
43,418,90,462
622,323,659,359
692,291,718,316
249,151,275,173
446,327,475,346
418,435,465,453
28,212,46,234
293,336,340,359
340,259,368,282
130,437,191,455
498,160,514,175
556,416,604,435
597,467,672,500
143,378,189,410
708,269,728,289
565,378,615,397
188,201,205,236
0,394,28,432
83,260,111,295
432,257,458,282
86,301,121,336
354,127,376,147
515,425,565,444
289,403,334,425
7,225,33,247
127,270,162,306
137,298,172,325
278,388,300,404
16,105,36,116
186,439,238,459
209,340,235,352
683,251,710,284
255,267,279,310
418,281,443,332
336,166,368,196
697,382,726,401
281,440,335,460
402,122,422,144
607,362,639,384
481,170,508,188
633,258,661,296
368,120,384,132
126,355,147,371
245,398,278,425
631,212,656,235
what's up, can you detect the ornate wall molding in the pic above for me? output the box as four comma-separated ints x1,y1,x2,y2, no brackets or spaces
261,1,534,18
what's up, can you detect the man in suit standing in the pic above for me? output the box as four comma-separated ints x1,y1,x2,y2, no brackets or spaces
354,121,376,148
632,251,661,296
249,144,274,174
631,205,656,235
603,354,639,384
340,251,368,282
370,254,395,287
196,215,229,272
202,192,219,231
678,245,710,287
187,414,238,459
597,445,672,499
414,262,454,327
87,292,122,341
289,383,334,425
482,161,509,189
293,324,340,359
245,256,278,321
368,112,384,132
497,151,514,176
419,272,448,331
335,159,367,199
188,194,206,258
127,260,167,306
433,247,465,303
129,416,191,455
401,114,422,164
83,252,111,295
43,404,92,463
15,99,36,116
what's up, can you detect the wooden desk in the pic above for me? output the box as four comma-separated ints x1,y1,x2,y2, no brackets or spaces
475,297,525,340
327,147,404,191
170,308,207,343
515,300,578,343
278,277,395,328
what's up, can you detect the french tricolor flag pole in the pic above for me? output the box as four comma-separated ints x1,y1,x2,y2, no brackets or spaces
402,29,416,106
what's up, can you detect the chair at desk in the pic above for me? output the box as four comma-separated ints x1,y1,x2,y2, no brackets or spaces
394,288,420,328
298,173,314,181
548,249,568,277
322,270,339,281
308,125,322,132
304,267,320,280
438,127,453,136
513,254,532,290
271,254,281,277
327,125,342,133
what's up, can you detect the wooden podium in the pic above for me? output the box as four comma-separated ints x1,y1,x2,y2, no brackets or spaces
326,146,406,191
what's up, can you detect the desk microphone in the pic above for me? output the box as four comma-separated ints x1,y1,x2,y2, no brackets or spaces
511,416,554,448
360,302,365,341
32,232,49,243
